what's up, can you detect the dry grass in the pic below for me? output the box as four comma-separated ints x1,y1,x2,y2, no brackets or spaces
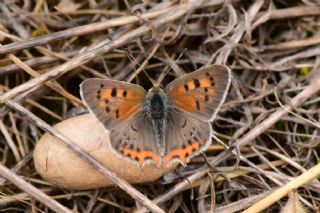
0,0,320,212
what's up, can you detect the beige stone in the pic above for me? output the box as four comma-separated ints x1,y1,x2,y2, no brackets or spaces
33,114,176,190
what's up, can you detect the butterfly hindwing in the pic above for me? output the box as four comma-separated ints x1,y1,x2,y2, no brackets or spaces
109,112,161,166
165,65,231,122
164,108,212,165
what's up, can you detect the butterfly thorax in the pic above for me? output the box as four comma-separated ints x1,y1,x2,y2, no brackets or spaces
143,88,170,156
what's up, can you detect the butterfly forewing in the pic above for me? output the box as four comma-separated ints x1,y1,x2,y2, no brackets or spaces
80,78,146,129
165,65,231,122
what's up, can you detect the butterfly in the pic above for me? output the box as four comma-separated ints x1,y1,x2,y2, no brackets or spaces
80,65,231,167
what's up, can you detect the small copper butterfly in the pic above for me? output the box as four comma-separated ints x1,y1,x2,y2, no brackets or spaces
80,65,231,167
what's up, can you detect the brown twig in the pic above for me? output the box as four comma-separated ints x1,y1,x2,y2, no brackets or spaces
267,6,320,20
243,162,320,213
0,151,33,186
0,5,173,54
0,163,72,213
8,53,83,105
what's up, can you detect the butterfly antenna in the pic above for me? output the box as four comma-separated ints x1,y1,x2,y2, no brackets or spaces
154,48,187,87
124,48,157,85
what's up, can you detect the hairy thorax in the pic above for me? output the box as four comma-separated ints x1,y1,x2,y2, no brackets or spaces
143,87,171,156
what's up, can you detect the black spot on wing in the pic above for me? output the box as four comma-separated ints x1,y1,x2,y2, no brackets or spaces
196,100,200,110
181,119,187,128
97,89,101,99
111,88,117,97
194,79,200,88
205,95,209,102
184,84,189,91
210,77,215,86
131,124,137,132
122,90,127,97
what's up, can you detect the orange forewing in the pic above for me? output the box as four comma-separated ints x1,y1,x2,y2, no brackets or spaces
168,77,216,112
97,88,145,120
117,100,142,119
168,90,198,112
185,78,212,89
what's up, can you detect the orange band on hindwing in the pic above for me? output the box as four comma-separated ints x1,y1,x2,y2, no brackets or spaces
164,141,204,163
118,147,160,165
